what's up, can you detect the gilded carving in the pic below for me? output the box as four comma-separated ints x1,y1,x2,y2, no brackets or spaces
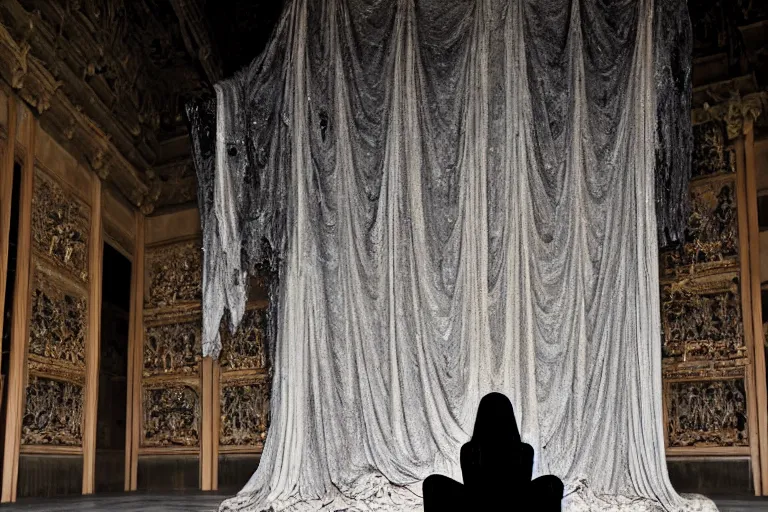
146,241,202,309
692,92,768,137
144,318,203,377
691,122,735,179
29,272,87,369
661,279,746,364
31,170,90,282
220,382,270,446
142,385,200,447
22,376,84,446
220,308,268,372
661,179,738,274
667,379,748,447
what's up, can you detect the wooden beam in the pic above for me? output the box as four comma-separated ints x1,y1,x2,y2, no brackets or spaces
666,446,752,457
82,177,104,494
167,0,223,84
0,97,17,397
743,119,768,495
1,106,35,503
127,213,145,490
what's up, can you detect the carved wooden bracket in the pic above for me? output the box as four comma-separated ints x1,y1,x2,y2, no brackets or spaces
692,92,768,138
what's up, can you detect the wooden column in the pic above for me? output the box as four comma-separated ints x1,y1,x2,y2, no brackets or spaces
743,119,768,494
126,212,144,490
1,108,35,503
212,360,220,491
201,356,214,490
82,178,103,494
0,98,17,374
736,133,763,494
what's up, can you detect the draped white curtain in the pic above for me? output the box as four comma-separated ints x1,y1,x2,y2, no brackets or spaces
191,0,717,510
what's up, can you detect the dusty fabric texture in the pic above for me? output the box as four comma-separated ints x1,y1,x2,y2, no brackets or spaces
190,0,711,510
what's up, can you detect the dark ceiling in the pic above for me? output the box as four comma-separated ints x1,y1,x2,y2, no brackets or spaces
205,0,285,78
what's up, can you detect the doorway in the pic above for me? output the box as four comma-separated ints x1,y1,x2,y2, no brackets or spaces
94,243,132,492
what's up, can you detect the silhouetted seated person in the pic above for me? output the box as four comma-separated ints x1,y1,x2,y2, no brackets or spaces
423,392,564,511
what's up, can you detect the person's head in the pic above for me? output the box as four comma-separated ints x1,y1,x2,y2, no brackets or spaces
472,392,521,445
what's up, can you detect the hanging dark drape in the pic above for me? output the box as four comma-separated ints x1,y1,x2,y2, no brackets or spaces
188,1,710,510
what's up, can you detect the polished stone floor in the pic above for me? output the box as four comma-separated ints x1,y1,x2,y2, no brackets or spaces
1,492,767,511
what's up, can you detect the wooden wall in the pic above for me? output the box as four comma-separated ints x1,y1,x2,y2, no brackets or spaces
0,85,142,501
661,97,768,495
139,208,270,492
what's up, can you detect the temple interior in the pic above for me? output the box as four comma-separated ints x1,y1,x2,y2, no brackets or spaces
0,0,767,511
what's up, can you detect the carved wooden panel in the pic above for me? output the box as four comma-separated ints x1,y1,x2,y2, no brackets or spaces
691,121,736,179
666,378,748,448
31,169,90,282
662,178,738,274
661,278,746,365
144,318,202,377
145,241,202,309
220,308,268,372
29,268,87,369
220,381,269,447
142,385,200,447
22,376,84,446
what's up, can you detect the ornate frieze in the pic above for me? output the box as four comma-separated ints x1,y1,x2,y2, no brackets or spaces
142,385,200,447
145,241,202,309
220,308,268,372
666,378,748,447
691,122,736,179
144,318,203,377
661,278,746,365
661,178,738,275
28,269,87,369
691,92,767,138
220,381,270,447
31,169,90,282
22,376,84,446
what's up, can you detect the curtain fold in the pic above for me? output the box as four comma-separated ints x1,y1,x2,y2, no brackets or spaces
189,1,713,510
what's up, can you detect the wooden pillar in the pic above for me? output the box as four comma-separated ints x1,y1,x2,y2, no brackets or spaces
736,133,763,494
82,178,103,494
743,118,768,494
201,357,214,490
0,99,17,376
212,360,220,491
1,108,35,503
126,212,144,490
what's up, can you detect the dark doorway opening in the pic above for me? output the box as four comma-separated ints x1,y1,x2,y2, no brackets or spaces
95,243,132,493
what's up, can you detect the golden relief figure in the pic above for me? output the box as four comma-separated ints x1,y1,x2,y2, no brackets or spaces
31,169,90,282
29,275,88,369
22,376,84,446
691,121,736,179
220,382,270,447
145,241,203,309
142,385,200,447
661,179,738,275
143,318,203,377
220,308,268,372
666,379,748,448
661,279,746,364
